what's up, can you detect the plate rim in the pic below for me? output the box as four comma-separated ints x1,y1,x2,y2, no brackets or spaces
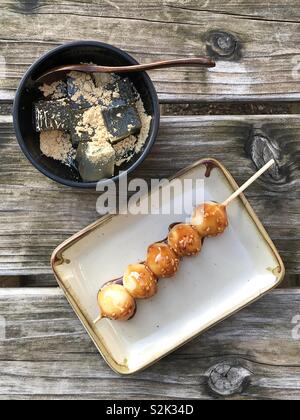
51,157,285,374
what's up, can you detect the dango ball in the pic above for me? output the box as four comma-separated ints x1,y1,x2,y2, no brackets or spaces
123,263,158,299
146,242,180,278
98,283,136,321
168,224,202,257
191,202,228,237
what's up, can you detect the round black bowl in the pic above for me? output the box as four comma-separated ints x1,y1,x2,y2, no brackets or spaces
13,41,160,188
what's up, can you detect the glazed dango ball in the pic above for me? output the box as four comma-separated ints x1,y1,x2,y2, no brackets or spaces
168,224,202,257
147,242,180,278
191,202,228,237
98,283,136,321
123,264,158,299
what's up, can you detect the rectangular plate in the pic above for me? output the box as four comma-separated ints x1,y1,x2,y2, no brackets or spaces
52,158,285,374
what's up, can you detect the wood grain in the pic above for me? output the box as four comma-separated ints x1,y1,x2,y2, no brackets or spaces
0,115,299,278
1,0,300,101
0,288,299,399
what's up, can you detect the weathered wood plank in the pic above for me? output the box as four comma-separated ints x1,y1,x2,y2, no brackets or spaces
0,288,299,399
0,115,299,277
0,101,13,116
1,0,300,101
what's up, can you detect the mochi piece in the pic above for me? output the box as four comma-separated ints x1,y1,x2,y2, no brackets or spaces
102,100,141,144
34,99,70,132
76,140,115,181
67,71,99,110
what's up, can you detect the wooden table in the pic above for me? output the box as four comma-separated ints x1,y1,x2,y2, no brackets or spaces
0,0,299,400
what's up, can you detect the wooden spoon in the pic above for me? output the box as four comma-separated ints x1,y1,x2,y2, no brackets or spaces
35,57,216,84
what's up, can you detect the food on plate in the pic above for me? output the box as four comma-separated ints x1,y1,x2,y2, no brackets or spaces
191,202,228,237
97,283,136,321
146,242,180,278
123,264,158,299
168,223,202,257
94,208,219,322
93,159,275,323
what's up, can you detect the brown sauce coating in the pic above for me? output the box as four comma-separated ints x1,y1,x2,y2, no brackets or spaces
191,202,228,237
168,224,202,257
146,242,180,278
123,263,158,299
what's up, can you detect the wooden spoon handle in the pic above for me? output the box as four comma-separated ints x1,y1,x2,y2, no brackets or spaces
36,57,216,83
92,57,216,72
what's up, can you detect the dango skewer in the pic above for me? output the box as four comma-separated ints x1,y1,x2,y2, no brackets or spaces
94,159,275,324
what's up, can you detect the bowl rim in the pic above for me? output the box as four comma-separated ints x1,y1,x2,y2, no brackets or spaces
13,40,160,189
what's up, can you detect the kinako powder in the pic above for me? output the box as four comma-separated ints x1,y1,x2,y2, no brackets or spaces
40,131,75,162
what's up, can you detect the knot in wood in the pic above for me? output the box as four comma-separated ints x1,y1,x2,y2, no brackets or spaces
205,31,240,60
207,361,251,396
16,0,39,12
245,129,282,182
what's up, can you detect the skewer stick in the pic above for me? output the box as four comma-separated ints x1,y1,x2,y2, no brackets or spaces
222,159,275,207
93,315,103,325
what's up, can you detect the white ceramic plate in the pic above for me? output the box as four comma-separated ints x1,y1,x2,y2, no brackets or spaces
52,159,284,374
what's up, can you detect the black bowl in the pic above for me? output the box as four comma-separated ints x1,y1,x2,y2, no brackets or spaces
13,41,160,188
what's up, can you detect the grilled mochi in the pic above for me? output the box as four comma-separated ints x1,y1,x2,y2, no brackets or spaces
34,99,70,132
102,99,142,144
113,135,137,166
113,78,138,105
68,109,93,148
76,140,116,182
67,71,99,110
